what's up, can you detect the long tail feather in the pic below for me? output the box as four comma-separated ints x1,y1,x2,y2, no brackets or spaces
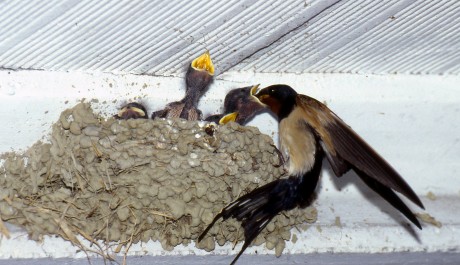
198,179,282,243
198,171,320,264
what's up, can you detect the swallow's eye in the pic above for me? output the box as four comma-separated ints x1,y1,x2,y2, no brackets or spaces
270,89,275,94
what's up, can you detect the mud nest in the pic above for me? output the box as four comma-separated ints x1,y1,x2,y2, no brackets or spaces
0,103,317,258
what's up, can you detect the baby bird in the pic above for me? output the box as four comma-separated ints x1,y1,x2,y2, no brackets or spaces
152,51,214,120
205,84,263,125
115,102,148,119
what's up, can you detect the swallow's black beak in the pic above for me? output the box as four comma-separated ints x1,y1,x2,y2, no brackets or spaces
253,86,271,106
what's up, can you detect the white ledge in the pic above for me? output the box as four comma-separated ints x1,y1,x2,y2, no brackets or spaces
0,71,459,262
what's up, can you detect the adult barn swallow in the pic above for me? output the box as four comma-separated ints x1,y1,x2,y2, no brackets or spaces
199,84,424,264
151,51,214,121
115,102,148,119
205,84,263,125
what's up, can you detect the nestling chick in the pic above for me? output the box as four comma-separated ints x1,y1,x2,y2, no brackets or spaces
152,51,214,120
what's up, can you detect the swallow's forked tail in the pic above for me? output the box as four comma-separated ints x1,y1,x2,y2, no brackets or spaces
198,172,319,265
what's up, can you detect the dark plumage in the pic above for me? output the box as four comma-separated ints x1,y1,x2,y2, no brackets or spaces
199,84,424,264
152,51,214,121
205,84,264,125
114,102,148,119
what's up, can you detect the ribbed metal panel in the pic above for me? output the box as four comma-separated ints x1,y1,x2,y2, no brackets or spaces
0,0,458,75
235,0,460,74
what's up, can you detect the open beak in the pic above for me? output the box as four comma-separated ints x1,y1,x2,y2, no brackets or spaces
250,84,260,97
250,84,268,106
219,112,239,125
191,51,215,76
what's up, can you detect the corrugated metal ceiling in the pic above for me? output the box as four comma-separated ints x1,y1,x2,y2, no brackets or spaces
0,0,458,75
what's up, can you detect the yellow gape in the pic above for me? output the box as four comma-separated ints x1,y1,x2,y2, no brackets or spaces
117,106,145,118
250,84,260,96
191,51,215,75
219,112,238,125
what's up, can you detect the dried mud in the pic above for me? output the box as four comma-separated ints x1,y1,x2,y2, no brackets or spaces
0,103,317,257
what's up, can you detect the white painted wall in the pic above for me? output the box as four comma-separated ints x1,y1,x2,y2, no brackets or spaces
0,71,459,260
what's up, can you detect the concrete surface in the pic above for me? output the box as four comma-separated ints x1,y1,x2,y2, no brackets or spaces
0,252,460,265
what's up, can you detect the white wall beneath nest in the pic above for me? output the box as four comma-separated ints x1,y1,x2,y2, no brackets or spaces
0,71,459,262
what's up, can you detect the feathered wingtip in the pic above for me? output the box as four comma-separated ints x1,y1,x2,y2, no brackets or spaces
355,168,422,229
